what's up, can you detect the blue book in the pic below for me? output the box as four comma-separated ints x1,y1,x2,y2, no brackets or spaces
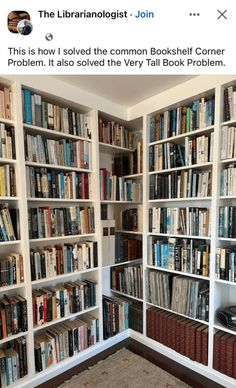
60,172,65,198
191,100,199,130
160,116,164,139
155,241,161,267
162,243,169,269
150,116,156,143
23,89,32,124
149,146,154,171
170,109,177,136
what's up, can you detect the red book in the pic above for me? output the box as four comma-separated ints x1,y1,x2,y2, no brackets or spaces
213,331,226,371
226,335,235,377
171,315,180,351
189,323,202,361
195,324,206,364
201,327,208,366
175,317,187,353
219,333,232,374
185,320,197,359
179,318,190,356
233,340,236,379
166,313,173,348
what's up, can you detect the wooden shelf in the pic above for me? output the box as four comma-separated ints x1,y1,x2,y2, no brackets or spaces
148,197,211,203
32,268,99,286
99,142,135,154
0,283,25,293
0,331,28,346
29,234,96,243
149,126,214,146
25,161,92,173
28,197,94,203
103,258,142,269
111,289,143,302
146,265,210,280
148,232,210,240
33,306,99,333
149,162,212,175
23,124,93,142
146,301,209,325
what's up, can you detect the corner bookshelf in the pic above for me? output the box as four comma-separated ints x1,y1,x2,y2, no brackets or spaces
98,112,144,336
0,74,236,387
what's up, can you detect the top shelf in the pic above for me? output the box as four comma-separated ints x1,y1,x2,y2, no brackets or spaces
23,124,92,142
149,125,214,146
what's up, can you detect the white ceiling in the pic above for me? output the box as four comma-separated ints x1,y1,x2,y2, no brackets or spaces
55,75,197,107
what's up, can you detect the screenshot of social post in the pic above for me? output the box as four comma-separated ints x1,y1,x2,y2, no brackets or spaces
0,1,236,388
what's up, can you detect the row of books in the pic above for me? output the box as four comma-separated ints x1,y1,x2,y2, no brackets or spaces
28,206,95,239
100,169,142,202
0,125,16,160
221,126,236,160
0,205,20,242
148,238,210,276
220,164,236,196
0,337,27,387
149,207,211,237
30,241,98,281
0,87,13,120
0,165,16,197
25,134,92,170
224,86,236,122
102,295,129,339
215,247,236,282
111,264,143,300
0,253,24,287
113,150,143,176
34,315,99,372
98,117,141,150
115,234,142,264
149,134,213,172
148,272,209,321
0,294,28,339
26,167,91,200
116,207,142,232
128,302,143,333
150,97,215,142
32,279,97,327
149,169,212,200
147,308,208,366
219,206,236,238
22,89,91,139
213,330,236,378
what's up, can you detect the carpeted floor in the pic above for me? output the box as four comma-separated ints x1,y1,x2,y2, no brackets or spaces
58,348,192,388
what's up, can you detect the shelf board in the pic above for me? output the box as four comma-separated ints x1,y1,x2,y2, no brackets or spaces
99,142,135,154
148,197,211,203
221,157,236,164
149,162,212,175
218,237,236,242
0,196,19,201
0,330,28,346
146,301,209,325
0,117,15,126
115,230,143,235
29,234,96,243
122,173,143,179
32,268,99,285
214,322,236,335
0,158,16,164
111,289,143,302
0,283,25,293
149,126,214,146
221,119,236,126
100,200,142,204
148,232,210,240
146,265,210,280
0,240,21,246
215,279,236,286
33,305,99,333
103,258,142,269
28,197,94,203
23,124,93,142
25,161,92,173
220,196,236,200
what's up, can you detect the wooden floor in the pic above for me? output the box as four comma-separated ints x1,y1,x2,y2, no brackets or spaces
37,338,224,388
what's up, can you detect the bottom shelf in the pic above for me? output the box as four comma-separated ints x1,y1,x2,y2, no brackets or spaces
146,306,208,367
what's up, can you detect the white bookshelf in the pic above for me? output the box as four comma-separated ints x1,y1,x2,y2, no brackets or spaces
0,74,235,388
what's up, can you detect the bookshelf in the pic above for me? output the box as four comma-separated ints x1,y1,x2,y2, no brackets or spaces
0,74,235,387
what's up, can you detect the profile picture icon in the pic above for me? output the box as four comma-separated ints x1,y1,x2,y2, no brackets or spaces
8,11,32,35
17,19,33,35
